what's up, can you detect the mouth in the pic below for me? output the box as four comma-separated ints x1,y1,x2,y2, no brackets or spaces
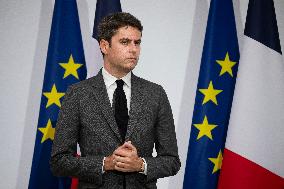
127,57,137,60
126,58,138,63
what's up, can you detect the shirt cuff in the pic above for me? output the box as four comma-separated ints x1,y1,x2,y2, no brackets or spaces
102,157,106,173
139,157,147,175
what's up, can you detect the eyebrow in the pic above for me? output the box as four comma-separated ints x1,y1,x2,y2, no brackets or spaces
119,38,141,42
135,39,142,43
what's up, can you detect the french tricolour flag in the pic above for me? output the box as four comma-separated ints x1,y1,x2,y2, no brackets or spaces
218,0,284,188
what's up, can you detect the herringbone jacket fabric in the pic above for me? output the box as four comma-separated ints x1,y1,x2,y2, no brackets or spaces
50,70,180,189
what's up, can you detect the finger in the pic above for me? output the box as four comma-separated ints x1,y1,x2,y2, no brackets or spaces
114,148,132,157
122,142,136,151
113,148,125,155
115,161,128,168
112,156,118,164
114,144,132,153
114,156,129,164
114,161,138,173
115,141,131,150
115,144,126,151
122,144,138,157
114,165,129,172
114,162,131,172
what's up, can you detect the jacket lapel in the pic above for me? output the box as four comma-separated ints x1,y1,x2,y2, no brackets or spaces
90,70,123,143
125,74,145,140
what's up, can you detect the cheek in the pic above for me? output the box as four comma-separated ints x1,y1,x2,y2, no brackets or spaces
113,47,125,56
110,49,122,59
137,49,141,56
136,47,141,54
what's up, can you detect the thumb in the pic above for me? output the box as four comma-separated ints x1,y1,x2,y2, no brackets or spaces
122,141,136,150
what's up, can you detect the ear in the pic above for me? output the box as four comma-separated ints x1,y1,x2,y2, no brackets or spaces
99,39,110,55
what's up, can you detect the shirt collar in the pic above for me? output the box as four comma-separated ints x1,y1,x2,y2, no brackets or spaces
102,67,131,88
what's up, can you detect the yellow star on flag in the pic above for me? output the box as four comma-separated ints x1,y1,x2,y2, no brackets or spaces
43,84,65,108
208,150,223,174
38,119,55,143
59,54,83,79
193,116,217,140
216,52,237,77
199,81,223,105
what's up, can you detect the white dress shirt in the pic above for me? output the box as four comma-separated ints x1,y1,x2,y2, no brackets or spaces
102,67,131,112
101,67,147,174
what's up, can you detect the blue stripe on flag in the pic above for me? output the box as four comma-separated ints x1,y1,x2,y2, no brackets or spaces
244,0,282,54
92,0,122,40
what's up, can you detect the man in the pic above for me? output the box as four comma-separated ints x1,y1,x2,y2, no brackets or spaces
50,12,180,189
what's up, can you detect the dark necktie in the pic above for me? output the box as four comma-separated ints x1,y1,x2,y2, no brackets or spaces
114,79,129,141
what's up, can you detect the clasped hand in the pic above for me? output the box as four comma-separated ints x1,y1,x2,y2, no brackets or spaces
104,141,143,172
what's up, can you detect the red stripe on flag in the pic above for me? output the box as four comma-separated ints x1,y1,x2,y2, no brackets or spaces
70,178,78,189
70,153,80,189
218,148,284,189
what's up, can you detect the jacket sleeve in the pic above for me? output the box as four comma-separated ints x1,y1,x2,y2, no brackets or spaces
144,86,181,181
50,86,104,184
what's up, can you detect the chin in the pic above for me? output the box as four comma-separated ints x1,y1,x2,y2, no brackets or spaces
123,67,134,74
125,63,137,72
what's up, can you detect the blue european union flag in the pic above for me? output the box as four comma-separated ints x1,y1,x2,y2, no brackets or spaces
183,0,239,188
28,0,87,188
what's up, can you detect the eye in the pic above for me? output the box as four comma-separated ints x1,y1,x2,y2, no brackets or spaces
135,40,141,46
120,40,129,45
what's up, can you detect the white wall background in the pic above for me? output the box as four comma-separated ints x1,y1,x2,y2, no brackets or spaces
0,0,284,188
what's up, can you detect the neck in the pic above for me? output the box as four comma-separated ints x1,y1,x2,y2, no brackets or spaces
103,63,129,79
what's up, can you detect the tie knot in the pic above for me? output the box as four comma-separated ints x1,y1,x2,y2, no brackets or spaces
116,79,124,88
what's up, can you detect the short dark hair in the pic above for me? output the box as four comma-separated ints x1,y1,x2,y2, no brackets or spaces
97,12,143,43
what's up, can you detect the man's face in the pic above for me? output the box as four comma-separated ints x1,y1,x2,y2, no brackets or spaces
101,26,142,76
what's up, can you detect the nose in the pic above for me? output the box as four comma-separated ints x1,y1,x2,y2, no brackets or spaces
128,42,140,54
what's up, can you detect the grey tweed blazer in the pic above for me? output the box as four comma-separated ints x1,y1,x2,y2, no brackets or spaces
50,70,180,189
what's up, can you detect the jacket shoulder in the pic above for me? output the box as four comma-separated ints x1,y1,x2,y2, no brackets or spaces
133,75,163,91
70,76,96,89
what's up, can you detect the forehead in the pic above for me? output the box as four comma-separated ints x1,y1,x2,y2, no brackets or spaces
113,26,142,40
